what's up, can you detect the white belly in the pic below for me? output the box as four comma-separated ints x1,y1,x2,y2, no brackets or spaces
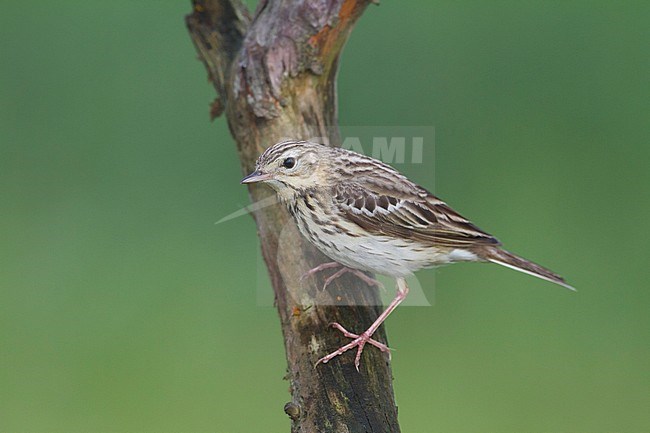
294,210,474,278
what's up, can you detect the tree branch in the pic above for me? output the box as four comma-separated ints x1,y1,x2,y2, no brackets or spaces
187,1,401,431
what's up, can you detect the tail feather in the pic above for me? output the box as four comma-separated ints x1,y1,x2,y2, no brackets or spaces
482,249,575,291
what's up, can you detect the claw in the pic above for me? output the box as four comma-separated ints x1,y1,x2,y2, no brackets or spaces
315,322,392,371
315,278,410,371
300,262,340,281
323,268,347,290
301,262,385,290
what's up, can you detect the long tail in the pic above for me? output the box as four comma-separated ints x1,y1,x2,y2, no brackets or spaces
482,248,575,291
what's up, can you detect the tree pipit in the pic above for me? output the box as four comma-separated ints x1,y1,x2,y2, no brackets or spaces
242,140,573,371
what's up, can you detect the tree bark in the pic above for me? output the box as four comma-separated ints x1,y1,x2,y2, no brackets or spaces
186,1,400,431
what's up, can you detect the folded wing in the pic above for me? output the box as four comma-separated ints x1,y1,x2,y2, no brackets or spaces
333,175,499,248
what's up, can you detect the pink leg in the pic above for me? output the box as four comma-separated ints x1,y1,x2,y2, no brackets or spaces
300,262,340,281
330,322,392,356
316,277,410,371
346,269,385,290
322,268,348,289
301,262,385,290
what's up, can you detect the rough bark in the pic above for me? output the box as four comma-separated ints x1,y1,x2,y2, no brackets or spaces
186,1,400,431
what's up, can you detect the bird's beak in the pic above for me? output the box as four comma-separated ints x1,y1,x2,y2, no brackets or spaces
241,170,272,184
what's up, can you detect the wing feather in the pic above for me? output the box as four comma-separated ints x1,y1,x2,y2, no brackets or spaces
333,172,499,248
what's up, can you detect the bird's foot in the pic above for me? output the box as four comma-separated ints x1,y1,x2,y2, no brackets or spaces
301,262,384,291
300,262,340,281
315,322,391,371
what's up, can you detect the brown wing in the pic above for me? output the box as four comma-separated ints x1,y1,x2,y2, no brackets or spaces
333,175,499,248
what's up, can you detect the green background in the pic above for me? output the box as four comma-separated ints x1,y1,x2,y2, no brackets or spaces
1,1,649,432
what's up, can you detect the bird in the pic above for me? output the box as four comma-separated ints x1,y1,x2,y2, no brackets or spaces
241,139,574,370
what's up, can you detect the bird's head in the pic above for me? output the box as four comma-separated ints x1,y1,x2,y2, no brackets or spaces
241,140,328,196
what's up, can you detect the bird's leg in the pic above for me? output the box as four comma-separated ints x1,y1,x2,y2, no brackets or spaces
316,277,410,371
300,262,340,280
329,322,392,354
301,262,384,290
342,269,385,290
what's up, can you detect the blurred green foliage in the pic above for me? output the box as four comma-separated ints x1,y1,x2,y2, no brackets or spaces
1,1,649,432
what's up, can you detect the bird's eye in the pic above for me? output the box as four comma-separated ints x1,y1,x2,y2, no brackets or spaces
282,157,296,169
